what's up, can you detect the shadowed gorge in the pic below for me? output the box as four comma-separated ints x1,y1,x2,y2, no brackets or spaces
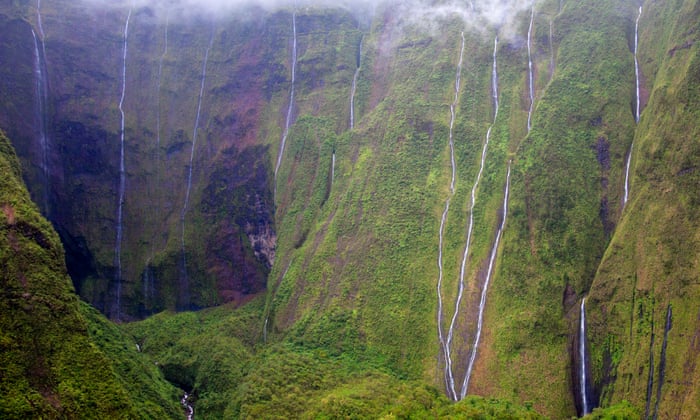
0,0,699,418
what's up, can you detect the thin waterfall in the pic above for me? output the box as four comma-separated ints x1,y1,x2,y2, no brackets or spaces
114,6,132,320
549,20,555,81
527,5,535,132
461,160,511,399
31,28,50,214
449,37,500,395
156,12,169,156
181,393,194,420
274,9,298,186
331,152,336,183
181,29,214,286
634,6,642,123
350,36,362,130
579,298,591,415
436,31,466,401
624,6,642,209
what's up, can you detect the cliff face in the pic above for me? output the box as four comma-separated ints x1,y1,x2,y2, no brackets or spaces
0,130,182,418
0,0,699,418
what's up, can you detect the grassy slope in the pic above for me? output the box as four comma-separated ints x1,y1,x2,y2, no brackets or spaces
0,130,181,419
587,0,700,417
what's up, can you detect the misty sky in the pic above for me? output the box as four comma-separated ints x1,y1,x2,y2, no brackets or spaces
79,0,537,32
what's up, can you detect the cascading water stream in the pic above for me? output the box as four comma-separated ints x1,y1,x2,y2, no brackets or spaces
350,37,362,130
436,31,466,401
549,21,555,81
634,6,642,124
461,160,511,399
156,12,169,157
527,6,535,132
31,28,50,214
181,393,194,420
181,29,214,284
274,9,298,188
331,152,336,184
114,6,132,320
579,298,591,415
624,6,642,209
450,36,499,392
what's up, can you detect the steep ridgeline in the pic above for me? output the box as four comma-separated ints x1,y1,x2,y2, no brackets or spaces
0,0,699,418
586,0,700,418
0,130,182,418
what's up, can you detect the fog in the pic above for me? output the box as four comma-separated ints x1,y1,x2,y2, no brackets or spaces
79,0,537,34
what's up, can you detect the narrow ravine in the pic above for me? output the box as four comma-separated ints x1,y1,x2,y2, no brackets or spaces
578,297,592,415
624,6,642,209
653,305,673,420
114,6,132,320
527,5,535,132
181,29,214,285
436,31,466,401
274,9,298,188
461,160,511,398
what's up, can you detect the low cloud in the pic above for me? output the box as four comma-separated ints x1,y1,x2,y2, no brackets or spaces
80,0,537,36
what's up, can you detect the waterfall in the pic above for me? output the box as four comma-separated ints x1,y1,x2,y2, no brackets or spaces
331,152,336,183
461,161,511,398
181,29,214,285
274,10,298,186
549,20,555,81
579,298,591,415
624,6,642,209
527,6,535,132
156,12,169,155
114,6,132,320
449,36,499,393
436,31,466,401
623,145,632,206
31,28,50,214
634,6,642,123
350,37,362,130
181,393,194,420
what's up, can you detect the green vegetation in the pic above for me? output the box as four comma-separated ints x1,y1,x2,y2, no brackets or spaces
0,0,699,418
0,130,181,418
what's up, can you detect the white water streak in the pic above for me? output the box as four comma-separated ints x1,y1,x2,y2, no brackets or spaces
461,161,511,398
156,12,169,153
274,10,298,185
579,298,590,415
436,31,466,401
181,29,214,277
527,6,534,132
115,6,132,320
549,20,554,82
31,28,50,213
350,37,362,129
634,6,642,124
624,6,641,209
181,393,194,420
331,152,336,183
623,144,632,206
